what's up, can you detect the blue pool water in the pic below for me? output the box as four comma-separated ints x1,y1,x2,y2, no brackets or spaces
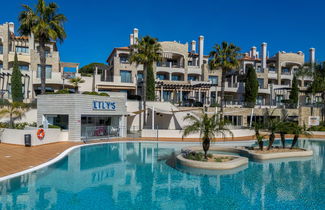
0,140,324,209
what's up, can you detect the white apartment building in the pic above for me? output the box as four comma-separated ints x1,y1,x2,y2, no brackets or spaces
0,22,79,100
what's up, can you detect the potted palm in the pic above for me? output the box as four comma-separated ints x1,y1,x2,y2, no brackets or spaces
182,112,233,159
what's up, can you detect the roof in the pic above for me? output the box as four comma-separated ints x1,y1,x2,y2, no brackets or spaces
106,46,130,62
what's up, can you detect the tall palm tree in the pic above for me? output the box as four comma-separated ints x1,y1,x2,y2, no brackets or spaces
19,0,67,94
0,102,30,128
209,42,241,119
69,77,85,93
129,36,162,127
308,62,325,120
182,112,233,159
295,63,313,88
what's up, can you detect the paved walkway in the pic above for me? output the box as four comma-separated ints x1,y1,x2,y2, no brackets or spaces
0,134,324,178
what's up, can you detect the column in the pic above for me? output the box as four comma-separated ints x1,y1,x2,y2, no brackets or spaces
180,87,183,103
160,86,164,102
198,88,201,102
152,106,155,130
231,75,234,87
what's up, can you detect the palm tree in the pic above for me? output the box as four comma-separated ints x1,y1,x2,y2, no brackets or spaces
182,112,233,159
264,109,281,150
276,109,289,148
69,77,85,93
287,122,311,149
19,0,67,94
253,122,266,151
295,63,313,88
0,102,30,128
308,62,325,120
209,42,241,119
129,36,162,127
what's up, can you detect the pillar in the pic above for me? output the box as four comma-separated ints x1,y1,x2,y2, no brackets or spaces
179,87,183,102
160,86,164,102
152,106,155,130
198,88,201,102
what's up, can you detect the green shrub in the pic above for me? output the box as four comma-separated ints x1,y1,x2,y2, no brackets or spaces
29,122,37,127
308,125,325,131
46,89,71,94
82,91,109,96
39,124,61,129
14,122,29,130
0,122,9,128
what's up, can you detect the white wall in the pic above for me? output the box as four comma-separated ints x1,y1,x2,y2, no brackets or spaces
0,109,37,124
141,129,255,138
0,128,68,146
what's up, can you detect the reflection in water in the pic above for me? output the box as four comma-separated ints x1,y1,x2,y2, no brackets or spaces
0,140,324,209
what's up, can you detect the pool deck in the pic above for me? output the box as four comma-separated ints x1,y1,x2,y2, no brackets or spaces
0,134,324,178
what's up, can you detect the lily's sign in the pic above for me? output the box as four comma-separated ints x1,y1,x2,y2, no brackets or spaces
93,101,116,111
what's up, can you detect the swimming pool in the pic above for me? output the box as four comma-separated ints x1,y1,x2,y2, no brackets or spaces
0,140,324,209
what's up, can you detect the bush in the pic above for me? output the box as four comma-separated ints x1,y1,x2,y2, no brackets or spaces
39,124,61,129
184,151,209,161
82,91,109,96
46,89,71,94
14,122,29,130
308,125,325,131
0,122,9,128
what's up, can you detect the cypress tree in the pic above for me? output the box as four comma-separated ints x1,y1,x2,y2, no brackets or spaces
146,64,155,101
244,65,259,107
289,75,299,108
11,53,23,102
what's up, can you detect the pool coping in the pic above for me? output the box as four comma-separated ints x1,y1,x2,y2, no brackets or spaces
0,139,321,182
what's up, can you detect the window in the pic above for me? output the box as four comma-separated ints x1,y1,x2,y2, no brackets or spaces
19,65,29,71
0,45,3,54
137,72,143,80
156,74,167,80
120,70,132,83
188,75,197,81
16,46,29,54
37,65,52,79
256,66,263,73
224,115,242,126
0,63,3,70
269,66,276,72
172,75,181,81
256,96,264,105
208,76,218,85
257,78,264,88
120,56,129,64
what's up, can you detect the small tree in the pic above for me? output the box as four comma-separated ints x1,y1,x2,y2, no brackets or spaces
0,102,29,128
289,75,299,108
288,123,311,149
69,77,85,93
183,112,233,159
264,109,281,150
244,65,258,107
11,53,23,102
253,121,266,151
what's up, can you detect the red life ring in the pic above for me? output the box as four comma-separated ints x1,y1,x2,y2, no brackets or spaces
37,128,45,140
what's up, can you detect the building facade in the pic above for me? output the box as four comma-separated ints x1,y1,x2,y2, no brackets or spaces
0,22,79,100
101,28,317,106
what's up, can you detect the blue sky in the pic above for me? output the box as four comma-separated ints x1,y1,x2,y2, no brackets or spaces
1,0,324,67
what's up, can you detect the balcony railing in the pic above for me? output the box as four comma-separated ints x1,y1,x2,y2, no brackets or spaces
157,62,183,68
281,71,291,75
